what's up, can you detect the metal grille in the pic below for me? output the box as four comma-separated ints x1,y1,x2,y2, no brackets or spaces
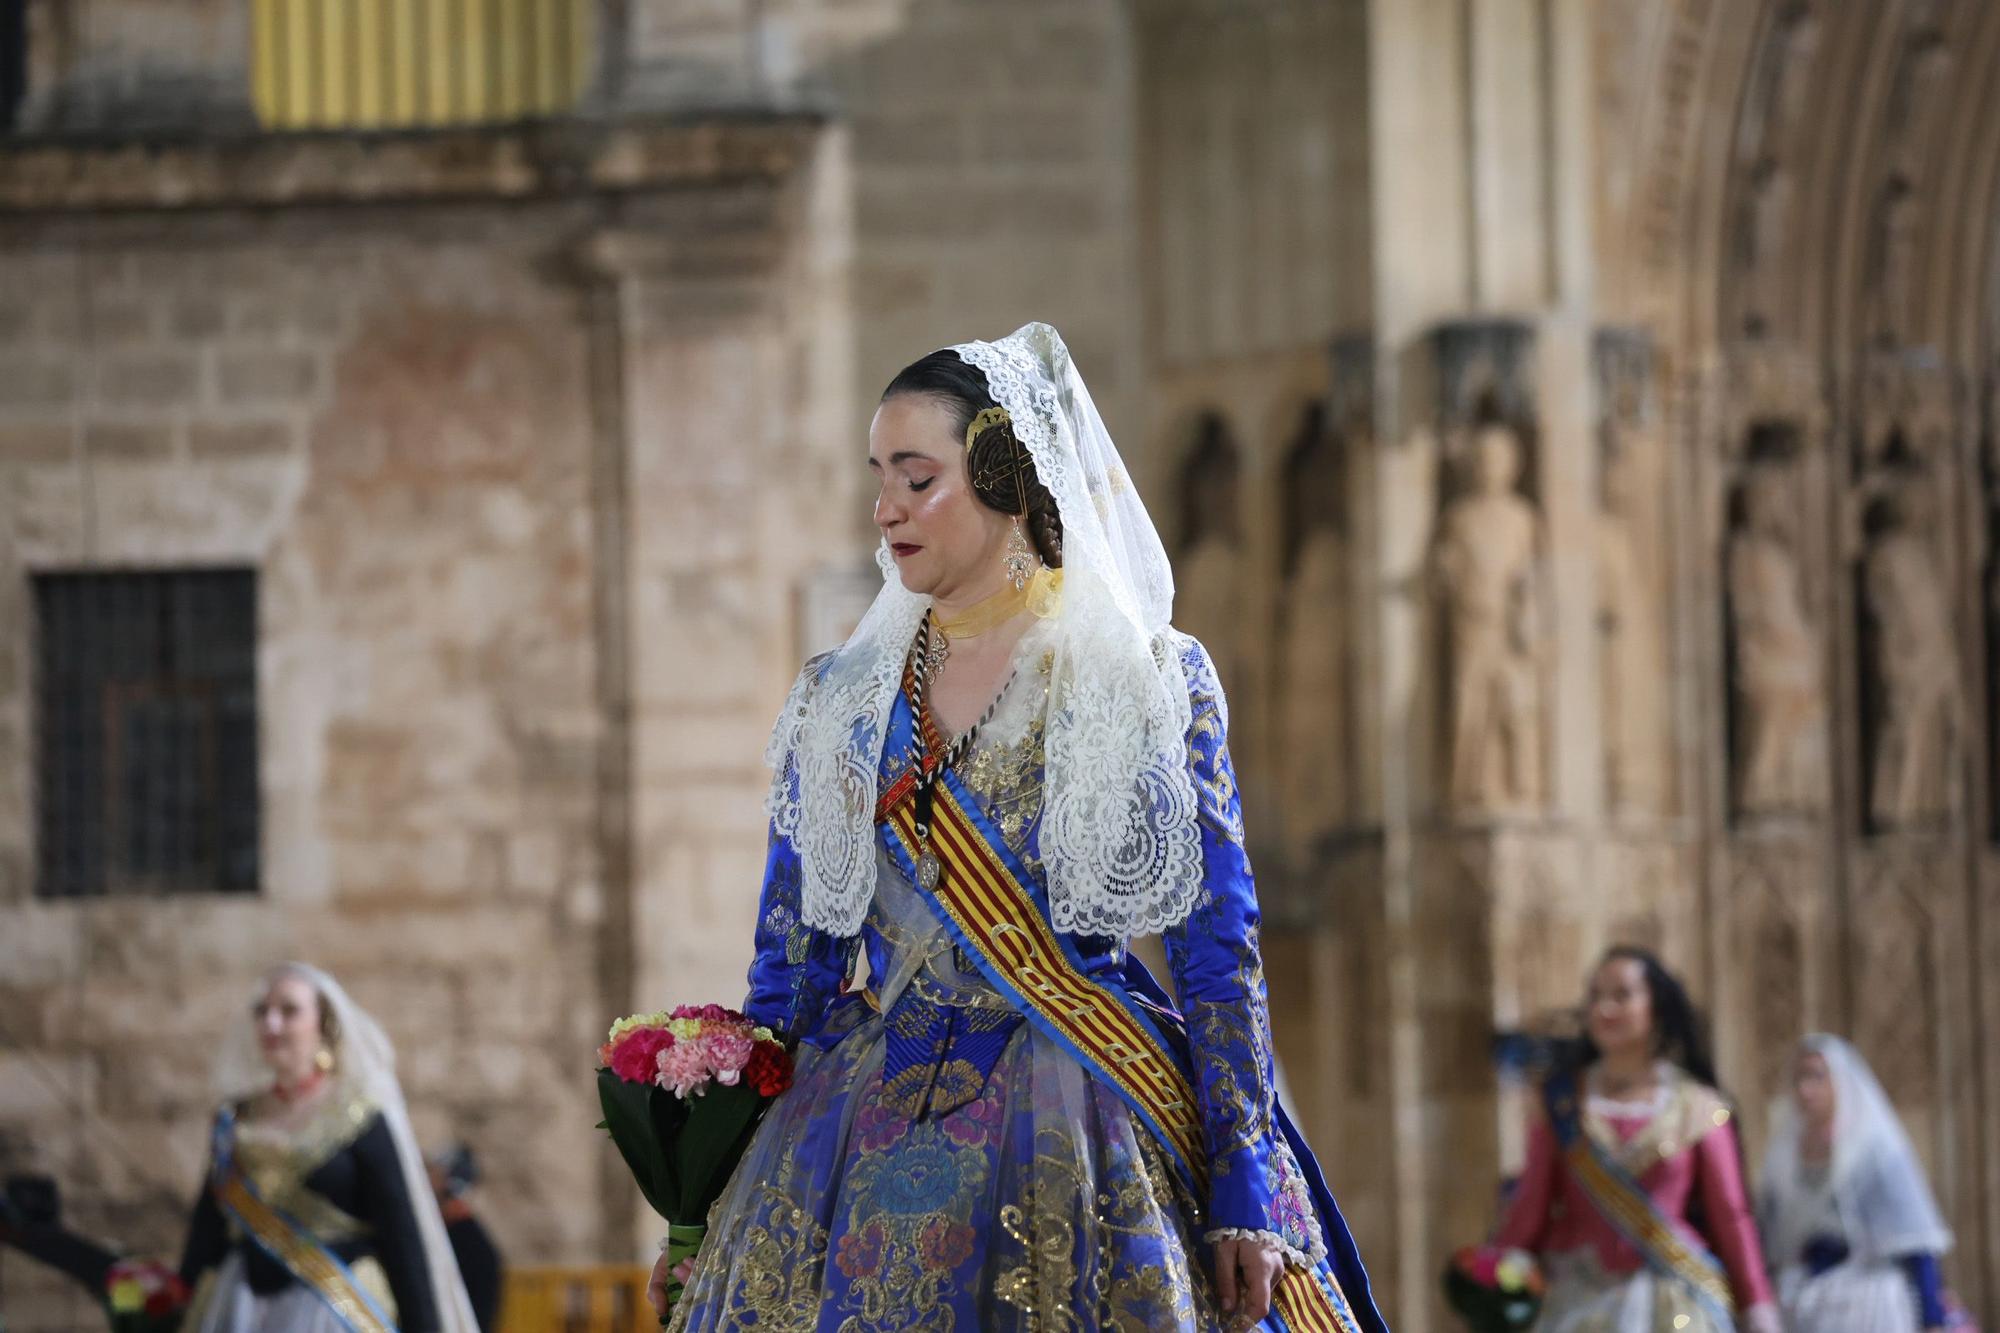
33,570,259,898
1,0,23,134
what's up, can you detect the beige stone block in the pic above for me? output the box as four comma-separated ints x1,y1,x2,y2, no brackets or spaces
461,961,568,1038
226,295,346,342
971,106,1102,167
169,295,227,339
0,421,77,462
214,349,321,405
83,420,178,460
96,1044,216,1118
52,974,250,1045
188,419,297,459
633,708,772,783
0,1053,97,1120
94,353,200,408
0,359,77,409
853,110,968,169
85,298,159,344
455,1040,538,1100
0,904,85,986
310,905,564,972
505,828,566,896
74,1112,209,1202
79,896,294,981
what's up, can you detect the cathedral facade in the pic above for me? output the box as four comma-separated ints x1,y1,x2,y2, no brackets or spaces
2,2,1997,1329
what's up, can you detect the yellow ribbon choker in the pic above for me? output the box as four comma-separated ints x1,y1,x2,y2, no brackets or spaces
933,583,1031,639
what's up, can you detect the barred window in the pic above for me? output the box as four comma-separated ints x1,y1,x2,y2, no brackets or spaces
1,0,23,134
33,570,260,898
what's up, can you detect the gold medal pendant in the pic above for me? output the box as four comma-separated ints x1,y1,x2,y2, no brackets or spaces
916,847,942,890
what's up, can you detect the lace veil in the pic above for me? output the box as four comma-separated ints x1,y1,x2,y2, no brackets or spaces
1759,1033,1953,1266
766,322,1205,939
212,963,481,1333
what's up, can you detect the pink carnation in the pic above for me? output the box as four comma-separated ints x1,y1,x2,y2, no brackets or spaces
704,1030,754,1079
656,1041,712,1098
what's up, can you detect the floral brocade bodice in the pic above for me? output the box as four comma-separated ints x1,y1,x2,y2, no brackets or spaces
743,622,1327,1266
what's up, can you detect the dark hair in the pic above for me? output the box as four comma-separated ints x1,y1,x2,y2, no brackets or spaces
880,350,1063,568
1574,945,1721,1090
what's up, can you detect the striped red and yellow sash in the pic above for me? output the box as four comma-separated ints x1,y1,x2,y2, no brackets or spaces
880,774,1361,1333
882,782,1208,1185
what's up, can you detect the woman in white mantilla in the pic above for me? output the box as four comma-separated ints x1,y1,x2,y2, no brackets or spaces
1760,1034,1956,1333
653,324,1385,1332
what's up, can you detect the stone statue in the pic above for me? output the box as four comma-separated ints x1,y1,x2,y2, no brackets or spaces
1597,448,1668,814
1727,468,1826,815
1277,520,1348,869
1864,485,1960,826
1434,422,1545,813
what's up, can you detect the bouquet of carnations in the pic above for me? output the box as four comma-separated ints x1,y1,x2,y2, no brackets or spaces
104,1258,189,1332
1443,1245,1545,1333
596,1005,794,1320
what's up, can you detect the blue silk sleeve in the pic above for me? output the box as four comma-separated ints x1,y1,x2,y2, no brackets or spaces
1163,638,1321,1261
742,823,851,1040
1899,1253,1947,1329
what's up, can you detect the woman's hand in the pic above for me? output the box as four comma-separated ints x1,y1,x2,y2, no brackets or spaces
1744,1302,1785,1333
1212,1235,1283,1326
646,1248,675,1320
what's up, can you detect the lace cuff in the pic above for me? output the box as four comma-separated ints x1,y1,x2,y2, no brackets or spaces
1203,1227,1315,1273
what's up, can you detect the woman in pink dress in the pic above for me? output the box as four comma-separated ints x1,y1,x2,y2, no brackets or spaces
1494,947,1780,1333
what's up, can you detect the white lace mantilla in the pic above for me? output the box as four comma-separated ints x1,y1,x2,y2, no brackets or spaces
766,323,1206,940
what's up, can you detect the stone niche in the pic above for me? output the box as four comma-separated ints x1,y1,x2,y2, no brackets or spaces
1425,320,1548,821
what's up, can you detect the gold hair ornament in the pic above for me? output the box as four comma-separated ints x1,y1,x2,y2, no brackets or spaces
964,406,1012,450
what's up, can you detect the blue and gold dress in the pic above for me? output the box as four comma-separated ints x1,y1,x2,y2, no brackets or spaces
670,626,1384,1333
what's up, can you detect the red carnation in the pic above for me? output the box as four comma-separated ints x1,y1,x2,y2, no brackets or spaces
606,1027,676,1085
744,1041,793,1097
146,1276,190,1316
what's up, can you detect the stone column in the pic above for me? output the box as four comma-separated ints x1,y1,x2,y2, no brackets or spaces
563,126,856,1255
1358,3,1603,1324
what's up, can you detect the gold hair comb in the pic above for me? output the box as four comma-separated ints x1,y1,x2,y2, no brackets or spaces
965,406,1012,450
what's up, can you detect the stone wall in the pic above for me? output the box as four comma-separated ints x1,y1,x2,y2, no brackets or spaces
825,0,1146,470
19,0,251,132
0,120,851,1331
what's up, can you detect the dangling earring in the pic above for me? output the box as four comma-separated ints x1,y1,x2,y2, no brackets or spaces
1004,518,1036,591
314,1046,335,1074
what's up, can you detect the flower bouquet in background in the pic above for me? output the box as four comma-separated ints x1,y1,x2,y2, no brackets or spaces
596,1005,794,1321
1443,1245,1544,1333
104,1258,189,1332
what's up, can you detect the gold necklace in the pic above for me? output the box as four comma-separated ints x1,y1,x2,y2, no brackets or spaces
933,582,1030,640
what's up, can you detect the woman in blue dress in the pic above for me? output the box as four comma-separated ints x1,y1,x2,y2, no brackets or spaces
651,323,1384,1332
